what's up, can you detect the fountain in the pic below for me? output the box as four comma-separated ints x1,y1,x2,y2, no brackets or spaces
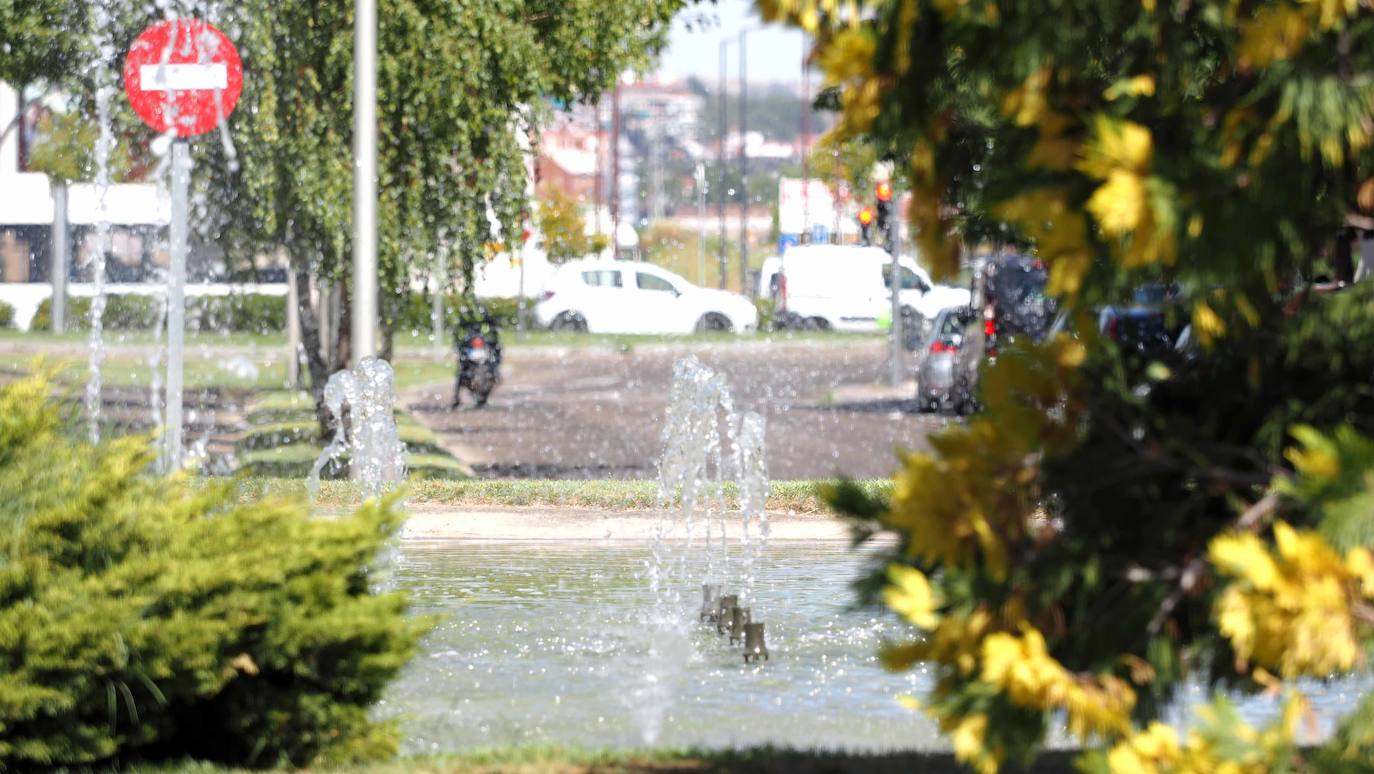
307,356,407,501
624,355,773,742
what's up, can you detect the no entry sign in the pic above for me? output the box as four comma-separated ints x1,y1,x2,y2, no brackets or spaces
122,19,242,137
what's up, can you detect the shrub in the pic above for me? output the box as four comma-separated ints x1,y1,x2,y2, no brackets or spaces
30,293,287,334
0,375,429,769
390,293,530,339
752,298,776,332
0,300,14,329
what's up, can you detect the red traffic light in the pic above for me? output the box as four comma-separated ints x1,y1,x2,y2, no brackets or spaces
875,181,893,202
857,207,875,225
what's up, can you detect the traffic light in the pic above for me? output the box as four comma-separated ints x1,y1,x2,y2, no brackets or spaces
874,181,893,249
857,206,875,245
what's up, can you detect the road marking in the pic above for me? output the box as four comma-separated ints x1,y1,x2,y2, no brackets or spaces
140,63,227,91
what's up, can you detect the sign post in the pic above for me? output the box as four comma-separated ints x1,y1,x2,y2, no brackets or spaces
123,19,242,472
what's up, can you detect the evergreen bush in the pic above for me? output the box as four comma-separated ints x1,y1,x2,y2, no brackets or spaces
30,293,287,334
0,375,429,769
391,293,528,339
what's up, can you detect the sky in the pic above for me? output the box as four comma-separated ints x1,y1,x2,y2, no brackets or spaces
654,0,808,86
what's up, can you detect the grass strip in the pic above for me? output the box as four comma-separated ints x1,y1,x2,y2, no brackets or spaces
121,745,1078,773
234,477,891,514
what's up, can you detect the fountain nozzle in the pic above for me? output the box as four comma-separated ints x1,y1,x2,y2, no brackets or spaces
700,583,721,621
716,594,738,635
729,605,751,644
743,622,769,663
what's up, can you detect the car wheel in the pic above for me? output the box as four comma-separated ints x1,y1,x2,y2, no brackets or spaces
550,312,588,333
695,312,733,333
804,316,830,331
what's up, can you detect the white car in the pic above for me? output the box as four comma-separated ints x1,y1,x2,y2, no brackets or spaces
774,244,970,334
533,260,759,334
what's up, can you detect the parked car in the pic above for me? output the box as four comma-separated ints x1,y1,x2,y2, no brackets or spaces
1098,305,1173,352
950,254,1055,414
915,306,974,413
533,259,758,335
772,244,970,334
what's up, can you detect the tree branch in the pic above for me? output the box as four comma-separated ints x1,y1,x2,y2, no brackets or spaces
1146,490,1281,635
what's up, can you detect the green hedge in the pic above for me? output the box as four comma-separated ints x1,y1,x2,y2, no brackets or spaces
389,294,533,338
0,300,13,329
31,293,287,333
0,375,428,769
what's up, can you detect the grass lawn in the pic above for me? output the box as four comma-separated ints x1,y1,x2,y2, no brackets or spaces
0,327,884,353
236,391,468,480
0,349,456,392
120,746,1079,773
234,477,890,513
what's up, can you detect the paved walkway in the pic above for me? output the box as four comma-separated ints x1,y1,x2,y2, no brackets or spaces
404,340,949,480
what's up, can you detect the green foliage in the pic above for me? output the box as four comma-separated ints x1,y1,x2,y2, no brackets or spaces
197,0,689,335
27,110,140,184
538,185,597,262
774,0,1374,769
1,0,688,381
0,375,429,769
0,0,87,84
0,300,14,329
390,293,531,338
31,293,287,334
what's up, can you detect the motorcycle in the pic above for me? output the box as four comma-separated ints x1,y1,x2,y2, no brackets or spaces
451,315,501,409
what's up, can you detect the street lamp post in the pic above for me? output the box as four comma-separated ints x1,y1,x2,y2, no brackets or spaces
717,40,730,289
696,161,707,285
738,29,749,296
352,0,378,364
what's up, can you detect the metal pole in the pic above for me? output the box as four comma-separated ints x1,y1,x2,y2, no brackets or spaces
888,186,904,387
287,266,301,388
50,181,68,333
800,35,810,241
717,41,728,288
165,140,190,471
696,161,707,285
611,83,621,261
738,29,749,295
594,101,603,241
352,0,379,364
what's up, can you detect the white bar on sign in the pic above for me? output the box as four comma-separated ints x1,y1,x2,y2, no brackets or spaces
140,63,228,91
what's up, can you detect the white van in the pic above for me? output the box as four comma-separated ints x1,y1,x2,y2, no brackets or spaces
774,245,970,333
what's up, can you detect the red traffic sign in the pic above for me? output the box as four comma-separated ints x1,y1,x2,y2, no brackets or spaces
122,19,242,138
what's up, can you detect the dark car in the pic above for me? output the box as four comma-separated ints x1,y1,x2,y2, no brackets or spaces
950,254,1054,414
1098,305,1172,354
916,306,974,413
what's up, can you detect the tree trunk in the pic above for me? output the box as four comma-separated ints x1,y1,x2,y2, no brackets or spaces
1333,229,1355,284
334,282,353,371
292,264,332,436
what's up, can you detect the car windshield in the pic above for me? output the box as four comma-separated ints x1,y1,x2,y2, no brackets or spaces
881,264,931,292
988,264,1052,337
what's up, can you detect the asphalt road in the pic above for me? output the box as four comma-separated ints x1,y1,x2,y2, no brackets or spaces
404,340,948,481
